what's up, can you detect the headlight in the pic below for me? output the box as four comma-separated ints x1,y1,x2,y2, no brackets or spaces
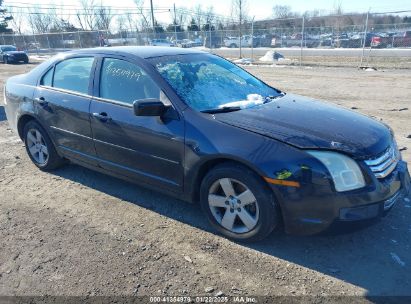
307,151,366,192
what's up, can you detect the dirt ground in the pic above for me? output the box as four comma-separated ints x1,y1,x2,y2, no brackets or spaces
0,61,410,299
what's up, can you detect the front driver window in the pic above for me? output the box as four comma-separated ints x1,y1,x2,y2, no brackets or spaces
100,58,160,105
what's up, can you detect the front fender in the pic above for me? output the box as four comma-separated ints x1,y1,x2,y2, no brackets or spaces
183,108,331,202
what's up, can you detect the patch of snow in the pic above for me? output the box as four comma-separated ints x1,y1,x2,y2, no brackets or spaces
233,58,253,64
259,50,285,62
29,55,52,61
219,94,264,109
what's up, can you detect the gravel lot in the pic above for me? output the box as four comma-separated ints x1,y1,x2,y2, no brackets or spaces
0,62,410,299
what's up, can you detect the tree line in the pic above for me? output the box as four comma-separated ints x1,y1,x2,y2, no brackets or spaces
0,0,409,35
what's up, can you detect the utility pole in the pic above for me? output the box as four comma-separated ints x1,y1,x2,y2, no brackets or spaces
251,16,255,61
239,0,242,58
173,3,177,43
360,9,370,67
300,16,305,67
150,0,156,38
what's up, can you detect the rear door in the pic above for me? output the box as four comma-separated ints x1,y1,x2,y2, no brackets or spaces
33,56,98,165
89,56,185,192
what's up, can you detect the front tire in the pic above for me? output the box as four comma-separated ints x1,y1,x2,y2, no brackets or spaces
200,162,280,242
23,120,66,171
4,56,8,64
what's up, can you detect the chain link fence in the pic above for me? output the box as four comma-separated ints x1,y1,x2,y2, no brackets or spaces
2,11,411,69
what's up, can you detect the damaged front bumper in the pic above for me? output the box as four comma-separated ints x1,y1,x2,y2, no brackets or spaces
274,160,411,235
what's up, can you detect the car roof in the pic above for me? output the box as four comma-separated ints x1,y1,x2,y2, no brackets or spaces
67,46,205,59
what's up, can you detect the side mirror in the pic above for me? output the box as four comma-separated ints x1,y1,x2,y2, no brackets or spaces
133,99,169,116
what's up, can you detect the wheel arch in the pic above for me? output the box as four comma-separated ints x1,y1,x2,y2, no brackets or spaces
188,156,274,204
17,114,36,139
17,114,54,147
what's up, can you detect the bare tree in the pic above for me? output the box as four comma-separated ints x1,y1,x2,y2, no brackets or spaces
272,5,293,19
333,0,343,15
231,0,248,57
28,6,56,33
95,6,113,31
133,0,151,31
193,4,203,28
9,7,24,35
123,12,137,33
203,6,215,30
174,6,188,28
333,0,343,34
117,15,126,32
76,0,96,30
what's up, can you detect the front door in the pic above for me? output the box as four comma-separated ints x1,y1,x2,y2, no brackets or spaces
89,57,184,192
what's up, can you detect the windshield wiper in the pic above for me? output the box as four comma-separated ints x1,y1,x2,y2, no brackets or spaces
201,106,242,114
265,92,285,103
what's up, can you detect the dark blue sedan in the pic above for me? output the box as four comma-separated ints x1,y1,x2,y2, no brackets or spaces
1,45,29,64
4,46,410,241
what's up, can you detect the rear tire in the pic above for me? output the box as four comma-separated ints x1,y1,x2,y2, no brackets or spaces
23,120,66,171
4,57,8,64
200,162,280,242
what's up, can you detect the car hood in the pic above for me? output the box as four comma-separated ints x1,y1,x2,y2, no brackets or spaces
4,51,27,55
214,94,391,158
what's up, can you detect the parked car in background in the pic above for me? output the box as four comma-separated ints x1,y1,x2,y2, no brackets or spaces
4,46,410,241
177,39,194,48
272,34,319,48
150,39,174,47
0,45,29,64
371,33,395,48
318,34,333,47
392,31,411,47
191,38,203,47
204,35,224,48
337,32,375,48
253,35,273,47
224,36,253,48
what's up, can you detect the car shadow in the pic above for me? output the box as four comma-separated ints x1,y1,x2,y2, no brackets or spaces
51,164,411,297
0,105,6,121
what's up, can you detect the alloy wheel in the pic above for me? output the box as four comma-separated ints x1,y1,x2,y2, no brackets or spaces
26,128,49,165
208,178,259,234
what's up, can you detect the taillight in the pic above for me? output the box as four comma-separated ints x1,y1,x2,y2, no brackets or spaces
372,37,381,43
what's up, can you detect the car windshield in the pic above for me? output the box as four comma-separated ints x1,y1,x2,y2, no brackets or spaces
2,46,16,52
148,53,282,112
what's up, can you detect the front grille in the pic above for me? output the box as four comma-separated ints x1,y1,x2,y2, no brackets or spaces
13,54,26,60
364,144,400,179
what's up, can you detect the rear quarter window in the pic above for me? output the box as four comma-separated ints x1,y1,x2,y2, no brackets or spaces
40,68,53,86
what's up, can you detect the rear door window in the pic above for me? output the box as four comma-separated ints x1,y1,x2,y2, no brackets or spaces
53,57,94,94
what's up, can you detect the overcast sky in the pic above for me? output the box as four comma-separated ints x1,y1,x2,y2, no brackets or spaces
4,0,411,22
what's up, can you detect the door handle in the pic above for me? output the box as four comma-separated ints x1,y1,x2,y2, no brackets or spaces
92,112,111,122
34,96,47,106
